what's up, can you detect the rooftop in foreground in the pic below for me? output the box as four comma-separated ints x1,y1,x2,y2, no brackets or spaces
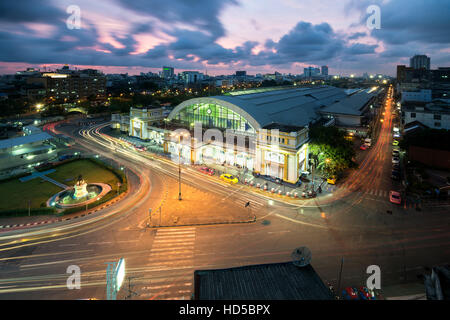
194,261,334,300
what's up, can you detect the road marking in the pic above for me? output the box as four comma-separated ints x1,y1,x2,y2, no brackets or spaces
150,233,195,239
274,214,329,229
138,228,197,299
148,245,195,251
153,238,195,244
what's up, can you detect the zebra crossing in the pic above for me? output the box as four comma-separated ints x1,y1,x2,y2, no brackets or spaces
137,227,197,300
324,185,391,199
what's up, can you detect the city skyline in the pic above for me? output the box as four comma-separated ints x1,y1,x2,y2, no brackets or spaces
0,0,449,76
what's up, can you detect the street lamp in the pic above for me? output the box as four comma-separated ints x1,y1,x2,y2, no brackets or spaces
172,132,189,201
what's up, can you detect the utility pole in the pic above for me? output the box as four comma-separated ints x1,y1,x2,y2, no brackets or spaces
178,144,182,201
337,257,344,298
148,208,152,227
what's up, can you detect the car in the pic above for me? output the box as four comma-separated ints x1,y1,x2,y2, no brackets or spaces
392,140,399,146
327,176,337,185
392,163,400,171
364,138,372,147
342,287,360,300
391,171,401,180
392,157,400,164
360,144,368,150
393,132,401,138
199,166,215,176
220,173,238,184
389,191,402,204
358,287,376,300
135,146,146,152
392,150,400,157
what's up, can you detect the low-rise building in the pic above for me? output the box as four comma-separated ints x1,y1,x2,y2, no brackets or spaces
0,130,57,171
402,100,450,130
401,89,432,103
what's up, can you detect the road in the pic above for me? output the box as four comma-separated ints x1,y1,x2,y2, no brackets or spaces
0,87,449,299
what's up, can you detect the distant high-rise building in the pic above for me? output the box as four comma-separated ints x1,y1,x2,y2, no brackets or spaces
304,67,320,77
321,66,329,76
235,71,246,77
162,66,174,79
410,55,430,70
181,71,204,84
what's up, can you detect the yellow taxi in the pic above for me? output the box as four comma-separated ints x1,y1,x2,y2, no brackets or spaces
327,176,337,185
392,140,399,146
220,173,239,184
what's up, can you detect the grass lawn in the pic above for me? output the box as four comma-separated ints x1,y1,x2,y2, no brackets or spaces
47,159,120,188
0,179,61,211
0,159,121,211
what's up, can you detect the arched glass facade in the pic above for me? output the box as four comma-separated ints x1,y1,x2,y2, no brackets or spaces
173,103,255,133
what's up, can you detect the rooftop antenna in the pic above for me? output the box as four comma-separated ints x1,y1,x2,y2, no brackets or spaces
291,247,311,267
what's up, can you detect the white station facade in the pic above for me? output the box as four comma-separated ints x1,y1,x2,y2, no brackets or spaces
112,86,377,184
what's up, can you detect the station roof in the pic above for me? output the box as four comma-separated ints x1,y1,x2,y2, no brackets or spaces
319,91,376,116
0,132,53,150
194,262,334,300
169,86,376,130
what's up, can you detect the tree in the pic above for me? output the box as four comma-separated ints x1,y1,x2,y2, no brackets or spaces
309,126,356,176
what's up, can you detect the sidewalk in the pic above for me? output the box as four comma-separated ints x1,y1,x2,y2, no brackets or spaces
202,162,336,200
383,282,426,300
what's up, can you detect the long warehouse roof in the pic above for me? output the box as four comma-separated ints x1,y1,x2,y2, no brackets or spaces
169,85,376,129
0,132,53,150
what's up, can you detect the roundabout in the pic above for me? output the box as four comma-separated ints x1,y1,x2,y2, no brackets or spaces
47,176,112,209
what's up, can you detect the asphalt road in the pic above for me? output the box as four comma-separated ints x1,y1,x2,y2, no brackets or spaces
0,89,449,299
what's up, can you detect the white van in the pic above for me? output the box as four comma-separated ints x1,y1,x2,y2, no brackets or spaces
364,138,372,147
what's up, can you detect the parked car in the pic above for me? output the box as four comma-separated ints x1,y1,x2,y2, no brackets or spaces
392,163,401,171
364,138,372,147
199,166,215,176
327,176,337,185
392,157,400,164
392,150,400,157
220,174,238,184
342,287,360,300
389,191,402,204
360,144,368,150
391,170,401,180
358,287,376,300
392,140,399,146
58,155,73,161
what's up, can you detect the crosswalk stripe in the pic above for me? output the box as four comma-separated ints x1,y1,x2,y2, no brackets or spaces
149,255,194,262
154,231,196,236
147,261,194,267
156,228,196,233
149,245,195,251
153,234,195,240
140,228,197,299
149,249,195,255
153,239,195,244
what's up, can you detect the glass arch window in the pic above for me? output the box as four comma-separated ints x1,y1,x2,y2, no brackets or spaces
174,103,255,133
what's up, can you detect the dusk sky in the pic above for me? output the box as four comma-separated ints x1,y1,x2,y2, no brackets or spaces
0,0,449,76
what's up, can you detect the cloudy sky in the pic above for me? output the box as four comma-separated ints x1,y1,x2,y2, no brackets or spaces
0,0,449,76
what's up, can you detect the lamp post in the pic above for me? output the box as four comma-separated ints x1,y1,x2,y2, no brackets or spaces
178,142,182,201
172,132,189,201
